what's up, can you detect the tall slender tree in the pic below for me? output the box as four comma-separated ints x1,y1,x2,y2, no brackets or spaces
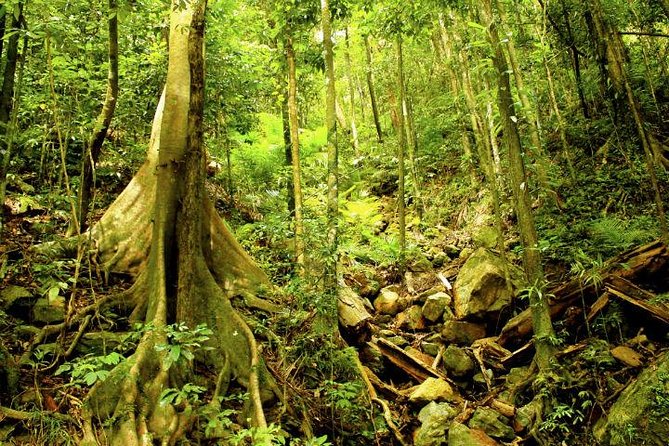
480,0,556,370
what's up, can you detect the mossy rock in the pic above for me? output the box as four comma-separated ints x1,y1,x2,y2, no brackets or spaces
594,351,669,445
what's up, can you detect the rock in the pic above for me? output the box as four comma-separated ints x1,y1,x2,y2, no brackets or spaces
454,248,519,319
594,351,669,445
468,407,515,441
414,402,458,446
448,422,500,446
422,292,452,323
31,296,65,325
442,345,475,377
442,306,455,322
410,256,433,273
374,287,407,315
421,342,442,357
611,346,643,367
441,321,486,345
396,305,427,331
473,226,498,249
409,377,461,404
1,286,35,320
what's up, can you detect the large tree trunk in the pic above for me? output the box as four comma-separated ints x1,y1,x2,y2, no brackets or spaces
80,2,271,443
481,0,556,370
74,0,118,233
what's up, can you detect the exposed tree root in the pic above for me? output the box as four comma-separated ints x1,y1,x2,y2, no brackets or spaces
0,405,72,422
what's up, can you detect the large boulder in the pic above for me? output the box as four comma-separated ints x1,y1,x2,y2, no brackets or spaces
594,351,669,445
454,248,518,319
32,296,66,325
413,402,458,446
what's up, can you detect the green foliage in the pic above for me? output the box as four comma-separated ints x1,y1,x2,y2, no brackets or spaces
55,351,124,386
155,323,213,370
160,383,207,406
540,391,593,436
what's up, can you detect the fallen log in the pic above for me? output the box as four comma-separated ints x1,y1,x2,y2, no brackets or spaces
606,276,669,324
371,337,450,383
338,286,372,342
498,240,669,346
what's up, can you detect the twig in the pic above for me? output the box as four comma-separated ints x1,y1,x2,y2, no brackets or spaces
372,398,409,446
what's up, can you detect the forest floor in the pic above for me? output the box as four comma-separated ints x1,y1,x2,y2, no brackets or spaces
1,151,669,445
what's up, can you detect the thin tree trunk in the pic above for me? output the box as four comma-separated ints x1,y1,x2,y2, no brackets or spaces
403,96,423,216
281,86,294,214
587,0,668,241
0,31,27,235
322,0,338,298
395,37,407,265
481,0,556,370
286,35,305,272
560,0,589,118
0,6,6,63
0,2,22,129
364,35,383,143
344,28,359,155
75,0,119,233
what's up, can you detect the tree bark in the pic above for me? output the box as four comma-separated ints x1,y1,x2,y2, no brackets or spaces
344,28,360,155
481,0,556,370
285,35,305,272
78,2,272,443
364,35,383,143
322,0,338,301
0,2,22,130
395,37,407,264
75,0,119,233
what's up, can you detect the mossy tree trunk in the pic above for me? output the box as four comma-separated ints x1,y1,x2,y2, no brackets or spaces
364,35,383,144
285,34,305,273
480,0,556,371
322,0,338,296
79,2,271,444
395,37,407,266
